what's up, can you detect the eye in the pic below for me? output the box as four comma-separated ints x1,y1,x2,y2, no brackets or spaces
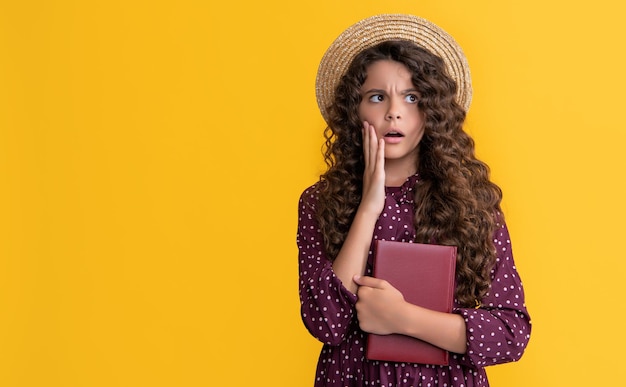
368,94,384,103
405,94,418,103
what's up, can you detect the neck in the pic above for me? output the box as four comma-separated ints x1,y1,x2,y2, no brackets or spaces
384,158,418,187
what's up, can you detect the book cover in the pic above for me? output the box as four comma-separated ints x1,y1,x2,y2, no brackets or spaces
366,240,457,365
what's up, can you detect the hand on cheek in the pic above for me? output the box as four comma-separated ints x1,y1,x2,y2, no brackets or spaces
360,121,385,217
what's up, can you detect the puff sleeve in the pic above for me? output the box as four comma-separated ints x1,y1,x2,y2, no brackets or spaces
452,221,532,367
296,184,358,346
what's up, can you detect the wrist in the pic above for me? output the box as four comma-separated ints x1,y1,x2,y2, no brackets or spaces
395,301,421,337
356,203,382,221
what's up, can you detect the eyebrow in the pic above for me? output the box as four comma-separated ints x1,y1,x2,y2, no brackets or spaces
361,88,419,95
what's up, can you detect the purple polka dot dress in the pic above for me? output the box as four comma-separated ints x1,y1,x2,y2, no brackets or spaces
297,174,531,386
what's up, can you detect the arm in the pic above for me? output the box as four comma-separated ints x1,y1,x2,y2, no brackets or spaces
297,122,385,345
354,275,468,353
354,221,531,363
452,221,532,367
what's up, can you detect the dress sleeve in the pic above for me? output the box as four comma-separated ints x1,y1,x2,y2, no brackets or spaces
296,185,358,346
452,221,532,368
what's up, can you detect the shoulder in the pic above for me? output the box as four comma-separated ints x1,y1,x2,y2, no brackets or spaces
298,181,325,210
493,211,510,240
298,182,325,229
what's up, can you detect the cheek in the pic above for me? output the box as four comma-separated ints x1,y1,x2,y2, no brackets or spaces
358,104,378,123
357,104,367,121
414,112,426,129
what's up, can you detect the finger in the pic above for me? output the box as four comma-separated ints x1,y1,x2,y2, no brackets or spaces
375,138,385,171
362,122,370,165
367,123,379,170
353,275,387,289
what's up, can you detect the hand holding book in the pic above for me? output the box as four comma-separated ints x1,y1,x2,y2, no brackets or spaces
353,274,410,335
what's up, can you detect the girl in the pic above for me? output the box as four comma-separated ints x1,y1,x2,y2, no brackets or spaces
297,15,531,386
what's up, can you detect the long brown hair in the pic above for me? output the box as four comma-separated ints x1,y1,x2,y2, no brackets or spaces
317,40,503,307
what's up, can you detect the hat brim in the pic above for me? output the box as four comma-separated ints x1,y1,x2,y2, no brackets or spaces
315,14,472,123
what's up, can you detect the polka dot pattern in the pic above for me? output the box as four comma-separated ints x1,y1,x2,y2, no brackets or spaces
297,175,531,386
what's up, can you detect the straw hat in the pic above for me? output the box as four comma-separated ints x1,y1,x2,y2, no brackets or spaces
316,14,472,123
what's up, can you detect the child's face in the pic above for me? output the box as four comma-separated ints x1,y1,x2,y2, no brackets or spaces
358,60,425,165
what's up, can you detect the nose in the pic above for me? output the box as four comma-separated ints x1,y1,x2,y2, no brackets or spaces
386,98,402,120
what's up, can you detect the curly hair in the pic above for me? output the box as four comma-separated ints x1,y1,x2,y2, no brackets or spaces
316,40,503,307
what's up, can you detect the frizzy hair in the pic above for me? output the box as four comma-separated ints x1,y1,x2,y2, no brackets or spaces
316,40,503,307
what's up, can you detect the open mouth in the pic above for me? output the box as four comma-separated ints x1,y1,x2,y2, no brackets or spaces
384,131,404,138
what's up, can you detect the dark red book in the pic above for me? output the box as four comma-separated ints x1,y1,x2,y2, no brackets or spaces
366,240,457,365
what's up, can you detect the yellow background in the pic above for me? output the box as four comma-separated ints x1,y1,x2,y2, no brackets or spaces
1,0,625,386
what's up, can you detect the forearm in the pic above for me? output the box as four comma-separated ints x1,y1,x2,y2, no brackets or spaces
332,122,386,294
331,208,379,294
398,302,467,354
